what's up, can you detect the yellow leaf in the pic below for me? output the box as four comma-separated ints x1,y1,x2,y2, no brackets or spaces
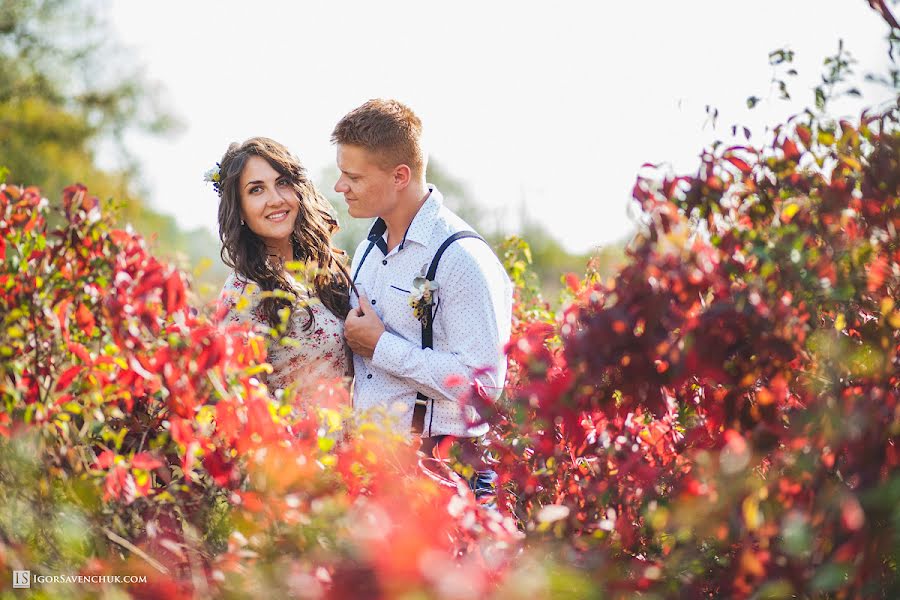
839,154,862,171
781,203,799,220
743,496,763,530
8,325,24,339
196,406,215,426
834,314,846,331
319,408,343,433
889,312,900,330
246,363,274,376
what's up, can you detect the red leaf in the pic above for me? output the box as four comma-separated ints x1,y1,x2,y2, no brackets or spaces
67,342,92,364
55,298,72,341
95,450,116,469
55,365,82,392
782,139,800,161
132,452,163,471
164,272,186,313
103,465,132,502
203,451,235,487
724,155,752,174
796,125,812,147
169,418,194,446
109,229,132,246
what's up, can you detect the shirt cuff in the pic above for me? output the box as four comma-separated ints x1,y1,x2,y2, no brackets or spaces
371,331,415,377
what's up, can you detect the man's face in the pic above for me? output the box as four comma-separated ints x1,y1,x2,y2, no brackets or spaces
334,144,398,219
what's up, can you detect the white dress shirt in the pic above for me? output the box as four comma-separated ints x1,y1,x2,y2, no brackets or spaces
349,185,513,437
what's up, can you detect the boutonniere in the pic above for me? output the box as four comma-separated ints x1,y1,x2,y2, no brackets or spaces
409,276,439,323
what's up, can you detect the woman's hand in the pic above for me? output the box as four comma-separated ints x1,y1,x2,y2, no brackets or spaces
344,294,385,358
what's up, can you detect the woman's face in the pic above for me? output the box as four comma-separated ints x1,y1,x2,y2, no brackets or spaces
239,155,300,247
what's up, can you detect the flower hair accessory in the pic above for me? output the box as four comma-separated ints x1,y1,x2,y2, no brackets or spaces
203,163,222,196
409,276,439,323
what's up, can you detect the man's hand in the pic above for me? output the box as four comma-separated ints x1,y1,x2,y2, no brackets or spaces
344,294,385,358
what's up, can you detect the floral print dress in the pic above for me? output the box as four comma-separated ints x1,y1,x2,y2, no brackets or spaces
219,272,350,402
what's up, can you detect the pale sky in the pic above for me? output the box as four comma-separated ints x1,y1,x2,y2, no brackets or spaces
108,1,894,254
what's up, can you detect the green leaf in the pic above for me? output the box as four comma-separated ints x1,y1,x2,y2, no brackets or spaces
811,564,852,592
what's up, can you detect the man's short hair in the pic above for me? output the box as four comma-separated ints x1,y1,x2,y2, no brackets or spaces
331,99,426,178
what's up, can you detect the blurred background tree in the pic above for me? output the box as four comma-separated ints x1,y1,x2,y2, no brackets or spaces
0,0,227,299
2,0,624,306
320,161,626,302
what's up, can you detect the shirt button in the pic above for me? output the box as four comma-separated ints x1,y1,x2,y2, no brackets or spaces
371,299,376,305
366,373,373,379
382,259,387,265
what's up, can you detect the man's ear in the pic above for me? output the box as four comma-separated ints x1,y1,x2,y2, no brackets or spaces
393,164,412,190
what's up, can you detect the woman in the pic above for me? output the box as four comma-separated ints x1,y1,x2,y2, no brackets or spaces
213,137,352,401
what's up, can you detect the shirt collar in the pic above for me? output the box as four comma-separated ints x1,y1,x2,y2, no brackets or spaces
364,184,443,250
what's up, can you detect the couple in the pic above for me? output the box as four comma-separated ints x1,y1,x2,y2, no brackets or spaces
214,99,512,495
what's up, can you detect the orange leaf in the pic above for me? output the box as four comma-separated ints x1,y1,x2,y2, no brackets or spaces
867,255,889,292
75,303,95,334
782,139,800,161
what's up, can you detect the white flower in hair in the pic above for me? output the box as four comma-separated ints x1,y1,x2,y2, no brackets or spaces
203,163,222,195
203,165,221,183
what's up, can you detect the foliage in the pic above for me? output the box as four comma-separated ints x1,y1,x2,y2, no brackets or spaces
0,178,520,599
1,3,898,596
2,97,898,597
472,104,900,597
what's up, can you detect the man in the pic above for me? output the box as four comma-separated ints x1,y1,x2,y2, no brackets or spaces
333,99,512,498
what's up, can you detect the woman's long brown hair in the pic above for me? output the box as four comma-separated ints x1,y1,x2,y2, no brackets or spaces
217,137,351,329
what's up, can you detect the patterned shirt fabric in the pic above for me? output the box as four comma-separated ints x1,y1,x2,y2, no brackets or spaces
219,272,350,400
349,185,513,438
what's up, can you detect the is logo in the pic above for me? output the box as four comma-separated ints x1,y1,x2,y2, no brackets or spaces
12,570,30,589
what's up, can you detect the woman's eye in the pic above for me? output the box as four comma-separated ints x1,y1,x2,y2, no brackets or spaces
250,186,262,194
277,179,290,187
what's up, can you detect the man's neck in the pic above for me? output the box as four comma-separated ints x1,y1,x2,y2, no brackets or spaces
383,183,429,252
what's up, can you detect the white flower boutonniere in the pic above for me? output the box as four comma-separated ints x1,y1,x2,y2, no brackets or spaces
409,276,439,323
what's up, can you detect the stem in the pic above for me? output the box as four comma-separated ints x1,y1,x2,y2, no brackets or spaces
102,527,170,575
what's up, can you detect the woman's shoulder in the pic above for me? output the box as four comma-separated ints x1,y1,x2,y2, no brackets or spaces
218,271,262,312
221,271,257,294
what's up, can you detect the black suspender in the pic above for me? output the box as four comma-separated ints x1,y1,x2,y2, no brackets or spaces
352,240,377,284
352,230,488,436
412,231,486,435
